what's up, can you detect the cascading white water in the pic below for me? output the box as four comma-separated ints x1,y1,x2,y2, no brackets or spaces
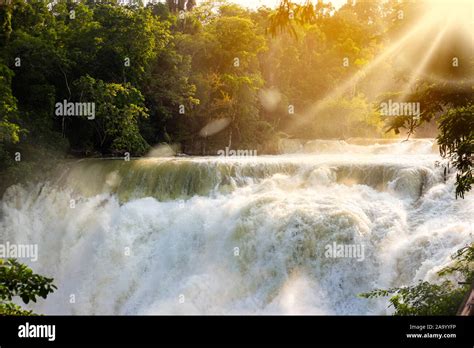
1,139,472,314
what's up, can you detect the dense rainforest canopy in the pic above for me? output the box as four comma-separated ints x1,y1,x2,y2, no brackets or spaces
0,0,472,192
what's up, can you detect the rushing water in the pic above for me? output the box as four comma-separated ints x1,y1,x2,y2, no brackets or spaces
1,139,473,314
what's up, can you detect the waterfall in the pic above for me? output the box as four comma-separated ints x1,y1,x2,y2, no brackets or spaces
1,139,472,314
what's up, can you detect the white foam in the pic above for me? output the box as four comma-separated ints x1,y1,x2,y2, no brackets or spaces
0,139,472,314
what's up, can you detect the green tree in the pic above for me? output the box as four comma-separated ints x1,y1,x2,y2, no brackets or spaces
0,258,57,316
0,1,13,47
0,62,21,168
437,105,474,198
174,6,271,153
141,30,199,144
73,75,150,155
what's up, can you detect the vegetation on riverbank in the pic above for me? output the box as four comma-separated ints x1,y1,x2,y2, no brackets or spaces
0,258,57,315
360,243,474,315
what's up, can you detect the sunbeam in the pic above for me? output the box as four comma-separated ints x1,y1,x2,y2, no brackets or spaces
397,25,449,101
285,0,473,134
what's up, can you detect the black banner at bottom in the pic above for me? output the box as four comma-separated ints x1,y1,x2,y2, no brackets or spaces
0,315,472,346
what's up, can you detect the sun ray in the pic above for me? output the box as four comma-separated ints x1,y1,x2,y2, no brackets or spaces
285,15,434,133
397,25,449,101
285,2,473,134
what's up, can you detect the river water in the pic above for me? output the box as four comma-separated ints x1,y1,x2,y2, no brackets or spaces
1,139,472,314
